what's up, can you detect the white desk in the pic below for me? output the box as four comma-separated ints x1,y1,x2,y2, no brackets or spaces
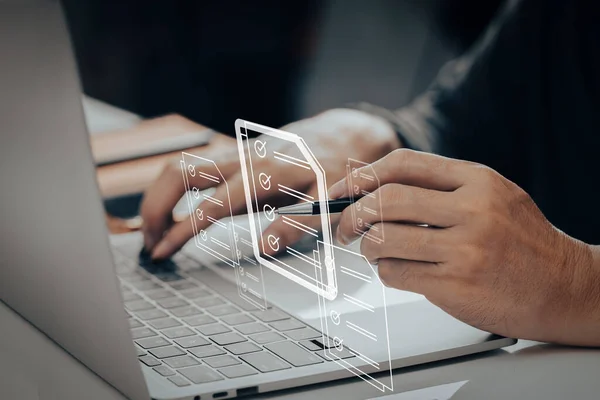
2,99,599,400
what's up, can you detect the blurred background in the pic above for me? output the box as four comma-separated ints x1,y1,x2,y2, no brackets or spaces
63,0,503,135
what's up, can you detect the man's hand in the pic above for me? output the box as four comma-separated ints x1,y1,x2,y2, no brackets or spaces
330,149,600,346
141,109,399,260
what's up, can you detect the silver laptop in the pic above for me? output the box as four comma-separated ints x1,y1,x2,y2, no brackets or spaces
0,3,516,400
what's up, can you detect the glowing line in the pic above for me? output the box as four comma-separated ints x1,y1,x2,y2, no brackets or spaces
273,151,310,166
206,216,226,228
278,188,312,204
361,190,376,199
340,266,372,284
281,218,318,238
363,207,378,216
286,248,317,267
343,293,375,312
197,171,220,184
346,321,377,341
274,155,311,170
248,288,263,299
243,256,257,265
240,238,253,248
281,216,318,233
349,349,380,370
277,184,314,200
210,237,230,251
245,272,260,283
203,194,223,206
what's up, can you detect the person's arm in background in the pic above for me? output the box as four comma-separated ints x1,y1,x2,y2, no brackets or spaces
352,0,537,188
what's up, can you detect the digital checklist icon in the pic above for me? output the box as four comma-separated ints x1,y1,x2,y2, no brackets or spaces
259,173,272,191
267,234,280,252
263,204,276,221
254,140,267,158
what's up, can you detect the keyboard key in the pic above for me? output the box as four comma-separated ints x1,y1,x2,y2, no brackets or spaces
153,365,176,376
194,296,225,308
207,305,240,317
180,288,212,299
120,273,148,283
235,323,269,335
146,290,175,300
157,298,189,309
122,292,141,302
170,306,202,318
269,319,306,332
197,323,230,336
131,281,162,291
179,366,224,384
315,348,355,361
164,355,200,369
139,355,161,367
284,327,321,341
218,364,258,379
174,336,210,348
162,327,195,339
168,280,199,291
135,309,168,321
184,315,216,327
211,332,246,346
252,309,289,323
298,340,321,351
168,375,191,387
136,337,170,349
225,342,262,355
125,300,154,312
149,346,186,359
265,341,323,367
148,318,181,330
136,348,147,357
249,332,285,344
128,318,143,328
240,352,291,373
221,314,254,326
131,327,157,339
189,345,225,359
203,355,240,368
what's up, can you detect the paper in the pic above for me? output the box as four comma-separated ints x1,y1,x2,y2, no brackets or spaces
368,381,469,400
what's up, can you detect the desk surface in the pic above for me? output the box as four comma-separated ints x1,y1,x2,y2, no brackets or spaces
2,99,599,400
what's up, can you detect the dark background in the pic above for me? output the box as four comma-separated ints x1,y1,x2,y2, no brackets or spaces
63,0,503,135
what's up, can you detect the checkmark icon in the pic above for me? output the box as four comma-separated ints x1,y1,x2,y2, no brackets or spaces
267,234,280,252
330,310,341,326
259,172,272,191
200,230,208,241
254,140,267,158
195,209,204,220
263,204,276,221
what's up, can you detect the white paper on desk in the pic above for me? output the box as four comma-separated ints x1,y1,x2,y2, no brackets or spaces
368,381,469,400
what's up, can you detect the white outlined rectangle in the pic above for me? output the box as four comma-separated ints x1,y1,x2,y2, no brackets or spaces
235,119,337,300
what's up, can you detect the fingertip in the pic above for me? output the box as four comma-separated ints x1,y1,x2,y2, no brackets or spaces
151,239,175,261
328,179,347,200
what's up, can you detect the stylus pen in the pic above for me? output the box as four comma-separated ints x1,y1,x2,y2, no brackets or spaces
275,197,355,215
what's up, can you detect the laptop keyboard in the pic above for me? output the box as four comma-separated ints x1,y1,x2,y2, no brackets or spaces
112,248,355,388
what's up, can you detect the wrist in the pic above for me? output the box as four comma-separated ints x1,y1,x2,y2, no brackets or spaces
319,108,401,153
551,240,600,346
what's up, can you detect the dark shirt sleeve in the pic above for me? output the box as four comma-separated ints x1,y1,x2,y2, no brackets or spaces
353,0,539,183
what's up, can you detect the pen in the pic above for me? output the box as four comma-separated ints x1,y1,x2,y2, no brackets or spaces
275,197,355,215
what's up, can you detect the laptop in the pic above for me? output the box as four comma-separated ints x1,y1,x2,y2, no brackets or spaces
0,3,516,400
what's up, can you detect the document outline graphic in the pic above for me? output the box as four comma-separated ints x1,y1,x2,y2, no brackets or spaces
235,119,338,300
180,152,267,310
315,242,393,393
348,158,385,244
